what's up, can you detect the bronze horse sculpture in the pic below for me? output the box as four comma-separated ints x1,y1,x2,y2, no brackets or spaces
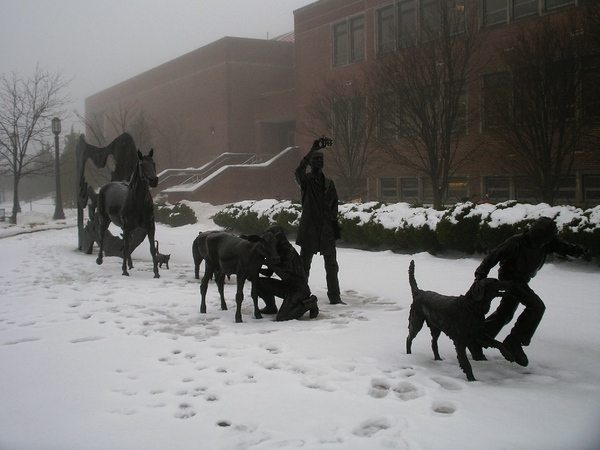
96,149,160,278
76,133,140,253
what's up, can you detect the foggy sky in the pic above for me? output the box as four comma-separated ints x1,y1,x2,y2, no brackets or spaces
0,0,312,133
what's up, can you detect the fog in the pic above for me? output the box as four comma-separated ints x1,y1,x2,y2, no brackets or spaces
0,0,312,133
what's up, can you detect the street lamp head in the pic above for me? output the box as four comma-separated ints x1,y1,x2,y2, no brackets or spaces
51,117,61,135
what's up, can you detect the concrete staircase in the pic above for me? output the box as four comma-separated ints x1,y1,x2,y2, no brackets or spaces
157,146,301,205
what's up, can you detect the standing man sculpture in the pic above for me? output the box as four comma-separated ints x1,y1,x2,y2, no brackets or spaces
295,137,344,305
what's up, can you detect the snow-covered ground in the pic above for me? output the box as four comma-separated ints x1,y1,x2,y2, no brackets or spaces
1,200,599,450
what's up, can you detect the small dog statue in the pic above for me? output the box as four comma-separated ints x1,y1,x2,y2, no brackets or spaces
155,240,171,269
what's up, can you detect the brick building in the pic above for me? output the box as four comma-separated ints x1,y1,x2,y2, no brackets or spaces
86,37,296,167
86,0,599,206
293,0,599,205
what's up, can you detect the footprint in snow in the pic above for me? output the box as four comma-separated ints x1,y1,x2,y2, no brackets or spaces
368,378,422,401
432,400,457,415
175,402,196,419
431,376,463,391
352,417,392,437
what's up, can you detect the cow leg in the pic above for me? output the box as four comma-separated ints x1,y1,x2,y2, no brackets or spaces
199,265,213,314
216,273,227,310
251,280,262,320
96,217,108,265
235,278,245,323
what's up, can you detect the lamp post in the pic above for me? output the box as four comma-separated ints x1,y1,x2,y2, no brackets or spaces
52,117,65,220
9,133,19,224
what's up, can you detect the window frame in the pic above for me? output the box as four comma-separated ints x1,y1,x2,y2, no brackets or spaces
332,14,366,67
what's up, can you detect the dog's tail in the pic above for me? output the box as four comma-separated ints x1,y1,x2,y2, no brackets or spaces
408,260,419,295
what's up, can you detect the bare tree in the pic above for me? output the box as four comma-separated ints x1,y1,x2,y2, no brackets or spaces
77,100,153,148
304,77,379,200
0,65,72,223
488,8,598,205
153,114,196,169
369,0,484,209
76,100,154,186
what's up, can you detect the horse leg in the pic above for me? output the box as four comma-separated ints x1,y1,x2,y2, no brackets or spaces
147,223,160,278
125,230,134,270
122,227,130,276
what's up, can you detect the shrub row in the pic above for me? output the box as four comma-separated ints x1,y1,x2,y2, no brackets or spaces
212,199,600,257
155,202,197,227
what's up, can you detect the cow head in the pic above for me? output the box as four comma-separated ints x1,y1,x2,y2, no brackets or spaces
259,231,280,265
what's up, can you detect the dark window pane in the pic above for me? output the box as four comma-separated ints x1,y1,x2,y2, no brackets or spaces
583,56,600,120
380,178,398,199
350,16,365,62
333,22,348,66
545,0,574,11
484,177,510,202
483,0,507,26
398,0,416,44
377,6,395,53
513,0,537,19
400,178,419,201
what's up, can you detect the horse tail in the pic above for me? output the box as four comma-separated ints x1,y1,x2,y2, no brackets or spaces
96,186,106,218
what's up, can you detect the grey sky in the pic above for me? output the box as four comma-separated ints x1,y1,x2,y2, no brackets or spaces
0,0,312,133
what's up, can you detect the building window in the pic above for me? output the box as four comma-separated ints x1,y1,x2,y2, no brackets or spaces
447,177,470,203
449,1,466,35
512,0,538,19
482,0,507,26
483,176,511,202
555,176,577,204
398,0,417,45
583,175,600,204
380,178,398,199
377,5,396,54
400,177,419,201
482,0,583,26
545,0,574,11
350,16,365,62
582,56,600,120
515,177,541,203
376,1,465,50
333,15,365,67
333,22,348,67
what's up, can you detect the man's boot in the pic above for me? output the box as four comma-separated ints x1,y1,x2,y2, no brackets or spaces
503,334,528,367
305,295,319,318
328,295,346,305
259,295,278,315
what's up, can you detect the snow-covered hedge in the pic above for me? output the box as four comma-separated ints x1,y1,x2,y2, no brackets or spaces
213,199,600,256
155,202,197,227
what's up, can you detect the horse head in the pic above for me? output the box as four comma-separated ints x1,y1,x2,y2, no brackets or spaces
137,149,158,187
